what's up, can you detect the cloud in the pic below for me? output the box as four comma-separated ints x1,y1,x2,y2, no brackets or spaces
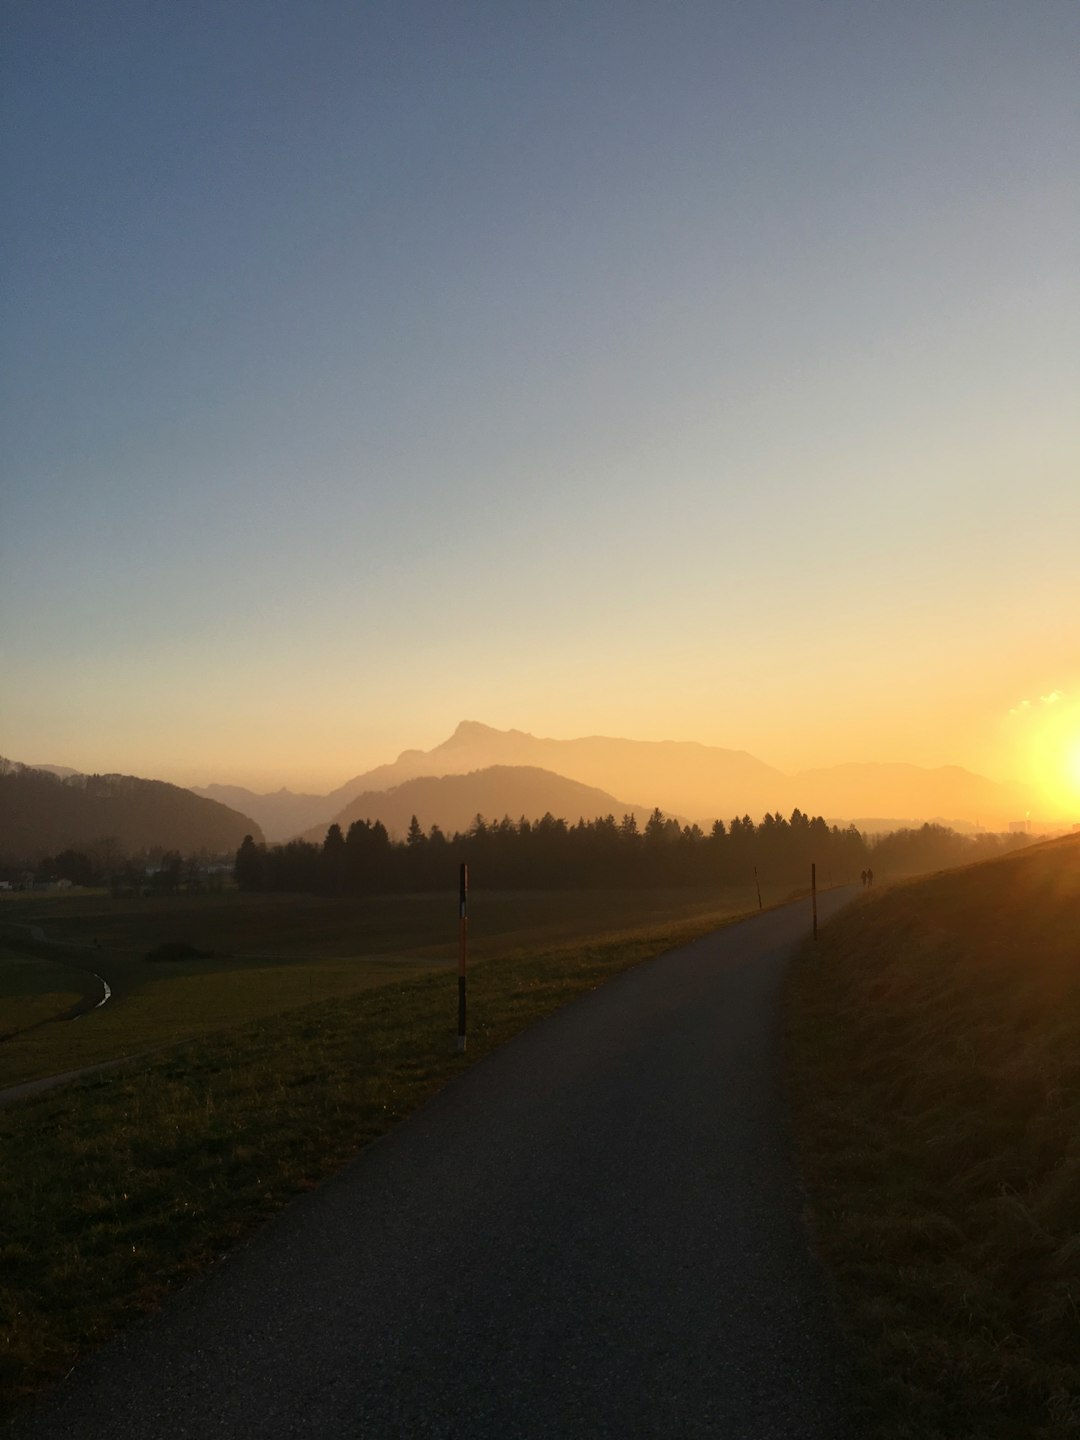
1008,690,1064,718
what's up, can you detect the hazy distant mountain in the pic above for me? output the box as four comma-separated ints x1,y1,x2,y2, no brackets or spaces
193,768,413,842
193,784,334,842
204,722,781,841
196,720,1027,841
322,721,789,824
0,760,263,863
328,722,1023,828
299,766,658,845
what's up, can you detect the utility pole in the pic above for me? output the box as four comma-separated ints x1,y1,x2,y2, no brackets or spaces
457,862,468,1051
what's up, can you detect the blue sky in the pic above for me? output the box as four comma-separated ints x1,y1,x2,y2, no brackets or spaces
3,2,1078,804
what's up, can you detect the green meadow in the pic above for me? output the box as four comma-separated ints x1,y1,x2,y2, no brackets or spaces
786,833,1080,1440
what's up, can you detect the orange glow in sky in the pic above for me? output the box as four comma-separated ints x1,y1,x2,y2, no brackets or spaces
3,5,1078,812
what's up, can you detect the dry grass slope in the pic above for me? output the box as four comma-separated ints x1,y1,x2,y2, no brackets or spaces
787,833,1080,1440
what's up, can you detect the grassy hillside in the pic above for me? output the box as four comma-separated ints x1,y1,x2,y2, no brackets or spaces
786,833,1080,1439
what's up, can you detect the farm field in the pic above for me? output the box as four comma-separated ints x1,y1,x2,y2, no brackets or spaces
0,949,86,1038
785,832,1080,1440
0,884,761,1089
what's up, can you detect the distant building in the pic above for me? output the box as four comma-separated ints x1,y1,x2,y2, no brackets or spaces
1009,819,1031,834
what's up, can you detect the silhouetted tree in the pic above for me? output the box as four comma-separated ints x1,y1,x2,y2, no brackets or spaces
322,822,346,893
49,849,97,886
235,834,265,890
151,850,184,895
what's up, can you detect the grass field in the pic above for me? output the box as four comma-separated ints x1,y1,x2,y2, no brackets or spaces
786,833,1080,1440
0,949,85,1038
0,885,760,1090
0,883,758,1420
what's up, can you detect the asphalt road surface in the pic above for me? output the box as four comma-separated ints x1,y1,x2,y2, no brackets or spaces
12,889,856,1440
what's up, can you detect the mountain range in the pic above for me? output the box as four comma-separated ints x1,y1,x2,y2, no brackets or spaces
194,721,1027,842
7,723,1029,866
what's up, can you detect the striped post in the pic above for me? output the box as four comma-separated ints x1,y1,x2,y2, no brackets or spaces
457,862,468,1051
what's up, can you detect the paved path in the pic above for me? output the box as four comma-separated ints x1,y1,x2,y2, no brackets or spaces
11,890,855,1439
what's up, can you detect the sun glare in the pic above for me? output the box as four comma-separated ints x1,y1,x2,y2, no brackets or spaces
1066,738,1080,797
1016,694,1080,818
1035,712,1080,815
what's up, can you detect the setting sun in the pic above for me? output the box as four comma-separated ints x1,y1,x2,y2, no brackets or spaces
1020,694,1080,816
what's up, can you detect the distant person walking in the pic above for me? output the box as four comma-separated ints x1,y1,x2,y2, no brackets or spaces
860,870,867,887
866,867,874,887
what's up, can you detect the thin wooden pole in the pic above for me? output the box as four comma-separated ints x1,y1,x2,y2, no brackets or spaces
811,862,818,941
457,862,468,1051
754,865,763,911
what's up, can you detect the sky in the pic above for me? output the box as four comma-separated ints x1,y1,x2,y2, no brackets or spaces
3,1,1078,813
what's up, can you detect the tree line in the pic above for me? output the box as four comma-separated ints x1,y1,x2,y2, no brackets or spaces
233,809,1029,896
4,813,1030,896
2,844,231,894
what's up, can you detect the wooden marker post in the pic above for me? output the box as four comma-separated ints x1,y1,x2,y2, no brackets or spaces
457,862,468,1051
754,865,763,911
811,862,818,941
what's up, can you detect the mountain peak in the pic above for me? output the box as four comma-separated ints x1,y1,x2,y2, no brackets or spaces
443,720,525,746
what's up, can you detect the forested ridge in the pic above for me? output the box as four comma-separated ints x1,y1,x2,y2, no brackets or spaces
0,759,262,865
